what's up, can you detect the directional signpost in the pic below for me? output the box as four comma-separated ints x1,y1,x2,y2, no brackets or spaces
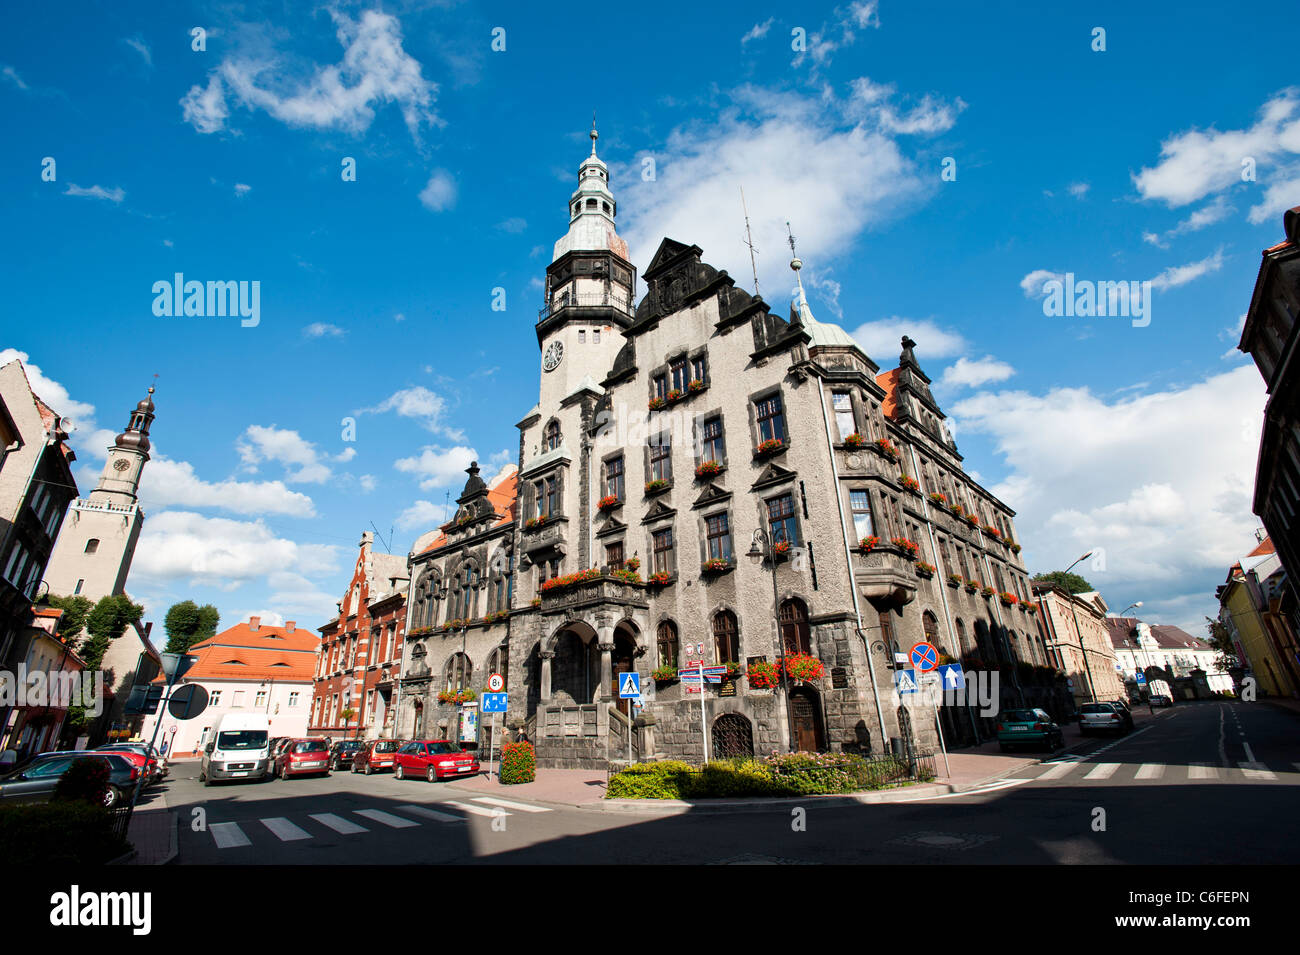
910,641,950,779
678,660,727,764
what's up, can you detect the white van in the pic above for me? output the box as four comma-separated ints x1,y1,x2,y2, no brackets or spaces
200,713,273,785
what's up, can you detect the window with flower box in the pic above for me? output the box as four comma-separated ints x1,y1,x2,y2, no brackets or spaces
756,393,786,445
713,610,739,663
444,652,472,693
533,475,558,520
705,511,732,561
652,373,668,400
652,527,675,576
691,354,708,385
657,620,679,669
603,454,624,501
605,540,624,569
766,492,800,548
833,391,856,441
700,415,726,466
670,356,689,393
649,433,672,483
850,490,874,540
779,598,812,655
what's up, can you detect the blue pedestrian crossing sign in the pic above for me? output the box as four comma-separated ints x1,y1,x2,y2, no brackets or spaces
619,672,641,699
894,669,919,694
937,664,965,690
481,692,508,713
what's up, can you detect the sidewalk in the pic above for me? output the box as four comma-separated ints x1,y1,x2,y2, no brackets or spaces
444,766,612,806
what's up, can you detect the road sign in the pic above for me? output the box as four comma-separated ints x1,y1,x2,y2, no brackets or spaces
894,669,919,694
487,672,505,692
481,692,508,713
1135,671,1147,684
910,642,938,672
618,672,641,699
167,683,209,720
937,663,965,690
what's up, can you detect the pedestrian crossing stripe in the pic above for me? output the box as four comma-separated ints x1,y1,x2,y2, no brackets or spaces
209,822,251,849
1238,762,1276,780
354,808,419,829
1082,763,1119,780
471,796,552,813
1134,763,1165,780
261,817,311,841
309,813,368,835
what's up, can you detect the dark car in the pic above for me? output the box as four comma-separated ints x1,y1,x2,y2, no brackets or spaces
274,739,331,779
94,743,166,783
328,739,364,771
351,739,401,774
996,708,1065,752
0,752,138,807
1149,694,1173,708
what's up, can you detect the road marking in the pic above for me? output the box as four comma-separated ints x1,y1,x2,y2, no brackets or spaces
1135,763,1165,780
1037,761,1079,780
262,817,312,841
894,778,1031,802
209,822,250,849
310,813,368,835
1217,708,1228,769
1238,762,1276,781
1083,763,1120,780
1243,742,1256,763
354,809,419,829
397,804,467,823
1189,763,1217,780
470,796,551,813
443,800,511,817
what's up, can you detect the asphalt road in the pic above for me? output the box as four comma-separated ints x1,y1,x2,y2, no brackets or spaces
168,699,1300,864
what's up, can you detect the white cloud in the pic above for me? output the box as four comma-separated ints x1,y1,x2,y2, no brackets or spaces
123,37,152,68
1067,182,1090,199
1133,88,1300,207
848,317,966,364
140,456,317,516
234,610,285,627
616,83,949,299
939,356,1015,390
794,2,881,69
0,349,97,424
133,511,339,589
358,385,452,434
875,94,966,135
741,18,774,45
234,182,251,196
2,65,29,90
303,322,345,338
949,365,1267,632
1020,269,1065,299
496,217,527,233
236,424,350,484
1143,195,1235,247
359,474,377,493
64,184,125,203
1148,248,1224,292
1248,165,1300,225
180,10,438,141
396,499,451,531
419,169,457,211
394,445,478,490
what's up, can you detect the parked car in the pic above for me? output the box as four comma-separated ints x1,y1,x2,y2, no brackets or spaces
328,739,364,772
351,739,401,774
1149,694,1173,708
1079,702,1132,735
94,743,165,783
996,708,1064,752
0,752,138,807
275,739,331,779
393,740,479,782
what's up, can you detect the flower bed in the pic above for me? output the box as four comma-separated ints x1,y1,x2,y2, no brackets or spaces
842,433,866,449
407,625,436,638
482,610,509,624
873,438,900,461
644,478,670,494
899,474,920,493
530,597,541,608
983,524,1001,538
624,557,641,572
965,580,980,593
524,515,549,531
754,437,786,457
597,494,620,511
981,585,996,599
859,535,879,553
890,536,920,558
694,460,725,479
1010,542,1022,554
438,689,476,705
947,573,963,587
499,742,535,785
773,539,791,557
688,378,707,394
784,652,825,681
646,571,671,586
651,665,678,684
610,567,643,585
1024,603,1038,615
604,753,931,800
999,591,1018,607
700,558,733,575
929,492,948,506
539,567,603,595
915,561,936,577
666,388,685,403
647,396,667,411
746,660,780,689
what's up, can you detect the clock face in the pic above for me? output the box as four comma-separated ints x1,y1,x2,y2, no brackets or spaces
542,340,564,372
112,459,131,472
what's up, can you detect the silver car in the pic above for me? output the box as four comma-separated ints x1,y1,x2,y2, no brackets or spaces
1079,702,1132,735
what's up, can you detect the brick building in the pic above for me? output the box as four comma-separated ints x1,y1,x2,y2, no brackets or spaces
396,129,1042,767
310,532,409,741
1031,582,1125,710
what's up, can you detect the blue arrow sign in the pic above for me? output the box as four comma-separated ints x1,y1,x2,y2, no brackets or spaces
894,669,919,694
481,692,508,713
619,672,641,699
937,664,965,690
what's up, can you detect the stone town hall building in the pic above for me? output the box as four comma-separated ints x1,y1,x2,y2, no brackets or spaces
395,129,1043,767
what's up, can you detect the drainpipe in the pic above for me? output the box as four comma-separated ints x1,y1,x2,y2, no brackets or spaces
906,444,979,743
815,381,887,747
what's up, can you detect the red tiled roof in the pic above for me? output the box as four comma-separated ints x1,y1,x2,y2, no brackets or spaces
1247,536,1274,557
157,621,318,684
876,368,901,420
418,468,518,555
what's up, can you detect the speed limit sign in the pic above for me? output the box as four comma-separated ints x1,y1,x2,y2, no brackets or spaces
487,672,505,692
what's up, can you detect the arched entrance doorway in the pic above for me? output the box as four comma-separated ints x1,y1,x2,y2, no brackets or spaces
896,704,915,755
611,623,639,715
711,713,755,759
789,686,826,753
551,625,600,704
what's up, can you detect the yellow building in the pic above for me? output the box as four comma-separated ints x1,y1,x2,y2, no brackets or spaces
1217,538,1300,698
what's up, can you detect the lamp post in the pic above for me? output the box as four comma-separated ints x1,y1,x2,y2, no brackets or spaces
747,527,796,753
1059,551,1100,703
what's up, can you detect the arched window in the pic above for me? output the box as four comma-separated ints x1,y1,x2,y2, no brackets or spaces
712,610,739,664
444,652,472,692
84,539,99,554
923,611,942,655
486,646,508,688
955,618,968,656
657,620,679,669
544,420,561,451
779,599,811,656
413,571,438,629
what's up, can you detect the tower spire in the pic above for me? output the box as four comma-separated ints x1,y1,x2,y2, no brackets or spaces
741,187,760,297
787,221,806,300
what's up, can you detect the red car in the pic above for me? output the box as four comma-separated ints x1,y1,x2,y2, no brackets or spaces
274,739,331,779
392,740,479,782
351,739,400,774
92,746,157,785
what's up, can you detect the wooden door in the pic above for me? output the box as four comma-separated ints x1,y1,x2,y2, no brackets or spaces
790,689,824,753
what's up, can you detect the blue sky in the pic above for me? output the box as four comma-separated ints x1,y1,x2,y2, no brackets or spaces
2,1,1296,640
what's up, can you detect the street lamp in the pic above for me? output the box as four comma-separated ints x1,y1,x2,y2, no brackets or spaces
747,527,797,753
1059,551,1100,703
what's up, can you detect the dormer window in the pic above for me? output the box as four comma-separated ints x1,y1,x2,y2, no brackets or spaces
544,420,561,451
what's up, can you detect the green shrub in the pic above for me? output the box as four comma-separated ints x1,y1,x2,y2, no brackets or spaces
53,756,112,806
0,801,126,865
605,760,696,799
499,741,536,785
693,758,783,797
606,752,928,799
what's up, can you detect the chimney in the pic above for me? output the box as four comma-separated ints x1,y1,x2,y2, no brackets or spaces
249,616,260,632
144,621,153,639
285,620,295,633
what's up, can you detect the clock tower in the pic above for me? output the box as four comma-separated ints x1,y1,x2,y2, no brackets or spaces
43,387,155,601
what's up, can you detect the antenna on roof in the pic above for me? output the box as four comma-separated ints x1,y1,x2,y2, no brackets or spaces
369,521,393,553
740,186,760,297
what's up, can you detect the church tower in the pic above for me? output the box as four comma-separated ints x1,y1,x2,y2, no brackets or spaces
43,387,154,600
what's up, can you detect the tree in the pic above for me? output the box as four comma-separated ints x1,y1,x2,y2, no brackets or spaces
44,594,94,645
1205,616,1239,672
1032,570,1095,595
76,594,144,672
163,600,220,654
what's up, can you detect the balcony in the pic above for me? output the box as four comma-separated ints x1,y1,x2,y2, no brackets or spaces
537,292,635,324
538,573,650,614
852,543,919,608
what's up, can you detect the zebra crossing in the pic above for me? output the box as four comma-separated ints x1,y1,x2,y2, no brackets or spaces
204,796,554,849
1024,757,1298,785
